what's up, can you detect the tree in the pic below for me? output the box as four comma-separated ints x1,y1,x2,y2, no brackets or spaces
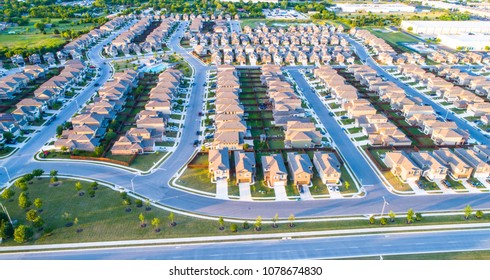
168,212,176,226
151,217,161,232
380,217,387,225
14,179,28,191
243,221,249,229
50,170,58,178
120,192,128,200
144,199,151,210
90,181,98,190
56,125,63,136
26,209,38,222
388,210,396,222
464,205,473,220
254,216,262,231
14,225,33,243
1,188,14,200
369,216,375,224
272,213,279,228
73,217,79,229
407,208,414,224
3,132,14,143
135,199,143,208
18,192,30,209
415,213,422,221
476,210,484,219
230,224,238,233
60,146,69,153
75,181,82,193
138,213,145,226
0,220,14,240
344,181,350,190
32,169,44,177
62,212,71,222
288,214,295,227
218,216,225,230
94,146,104,157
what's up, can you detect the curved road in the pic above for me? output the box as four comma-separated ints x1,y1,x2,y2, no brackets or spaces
1,24,490,220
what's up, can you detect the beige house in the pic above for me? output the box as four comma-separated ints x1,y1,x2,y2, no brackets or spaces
454,148,490,178
384,151,422,182
261,154,288,187
433,148,474,179
234,151,256,184
208,148,230,182
313,151,341,185
410,151,448,181
287,152,313,186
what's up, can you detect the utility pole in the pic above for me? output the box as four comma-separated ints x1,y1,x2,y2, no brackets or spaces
380,196,389,218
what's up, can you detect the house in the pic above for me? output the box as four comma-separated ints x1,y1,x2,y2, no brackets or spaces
261,154,288,188
473,145,490,162
410,151,448,181
287,152,313,186
313,151,341,185
431,128,467,146
212,131,243,150
454,148,490,178
208,148,230,182
384,151,422,182
467,102,490,117
234,151,256,184
433,148,474,179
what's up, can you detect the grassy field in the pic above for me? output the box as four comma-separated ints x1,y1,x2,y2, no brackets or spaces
349,250,490,260
176,167,215,194
0,18,99,51
3,176,490,247
131,152,169,171
368,28,421,52
240,18,313,29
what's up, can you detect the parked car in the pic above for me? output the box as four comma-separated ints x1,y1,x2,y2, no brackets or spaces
193,140,199,147
328,112,334,117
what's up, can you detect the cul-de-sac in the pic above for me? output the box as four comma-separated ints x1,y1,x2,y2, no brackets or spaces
2,0,490,260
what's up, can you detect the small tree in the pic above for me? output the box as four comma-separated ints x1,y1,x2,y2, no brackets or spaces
168,212,176,226
388,210,396,222
62,212,71,223
56,125,63,136
138,213,146,226
73,217,79,227
272,213,279,228
0,220,14,239
14,180,28,191
415,213,422,221
151,217,161,232
476,210,484,219
230,224,238,233
18,192,30,209
218,216,225,230
33,217,44,229
135,199,143,208
288,214,295,227
75,181,82,193
407,208,414,224
3,132,14,143
120,192,128,200
144,199,151,211
380,217,387,225
32,169,44,177
33,198,42,209
94,146,104,157
464,205,473,220
1,189,14,200
88,189,95,197
344,181,350,190
50,170,58,178
254,216,262,231
369,216,375,224
90,181,98,190
13,225,33,243
243,221,249,229
26,209,38,222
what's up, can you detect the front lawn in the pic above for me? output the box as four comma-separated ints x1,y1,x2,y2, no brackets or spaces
176,167,215,194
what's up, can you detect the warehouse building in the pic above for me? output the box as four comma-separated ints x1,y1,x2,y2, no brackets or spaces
401,21,490,35
333,3,416,13
438,34,490,51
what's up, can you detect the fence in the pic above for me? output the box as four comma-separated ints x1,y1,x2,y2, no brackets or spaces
70,153,137,167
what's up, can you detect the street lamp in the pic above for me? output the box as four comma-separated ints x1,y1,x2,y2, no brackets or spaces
380,196,389,219
130,174,138,193
0,166,11,181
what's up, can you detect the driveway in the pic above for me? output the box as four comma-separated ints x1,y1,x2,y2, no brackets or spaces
407,180,426,195
274,185,289,201
299,186,313,200
238,183,252,201
216,180,228,200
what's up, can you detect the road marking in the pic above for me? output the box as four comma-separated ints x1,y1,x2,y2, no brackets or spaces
243,252,255,255
383,244,392,247
349,246,358,249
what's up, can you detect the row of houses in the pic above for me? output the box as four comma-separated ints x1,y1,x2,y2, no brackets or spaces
139,18,176,53
399,64,490,119
384,146,490,183
208,149,342,188
111,69,183,155
350,64,469,146
428,49,486,65
54,69,139,152
0,65,46,100
211,65,246,150
349,28,426,65
105,15,152,56
262,65,322,148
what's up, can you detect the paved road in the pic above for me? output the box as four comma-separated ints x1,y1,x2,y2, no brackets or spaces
344,35,490,145
2,228,490,259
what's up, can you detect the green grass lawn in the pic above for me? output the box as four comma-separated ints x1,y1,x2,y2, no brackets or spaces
250,180,276,198
450,108,466,114
340,119,355,125
3,176,490,246
347,127,363,134
131,152,168,171
384,172,413,192
155,141,175,147
418,177,441,191
446,176,466,190
354,136,369,141
176,167,215,194
0,146,15,157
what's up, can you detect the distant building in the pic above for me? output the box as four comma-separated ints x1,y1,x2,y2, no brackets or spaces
401,21,490,35
333,4,415,13
438,35,490,51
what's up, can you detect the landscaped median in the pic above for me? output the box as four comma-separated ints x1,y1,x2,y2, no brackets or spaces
1,172,490,248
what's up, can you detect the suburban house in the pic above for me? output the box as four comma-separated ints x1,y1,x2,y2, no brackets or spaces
384,151,422,182
261,154,288,188
287,152,314,186
454,148,490,178
208,148,230,182
410,151,448,181
433,148,474,179
313,151,341,185
234,151,256,184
